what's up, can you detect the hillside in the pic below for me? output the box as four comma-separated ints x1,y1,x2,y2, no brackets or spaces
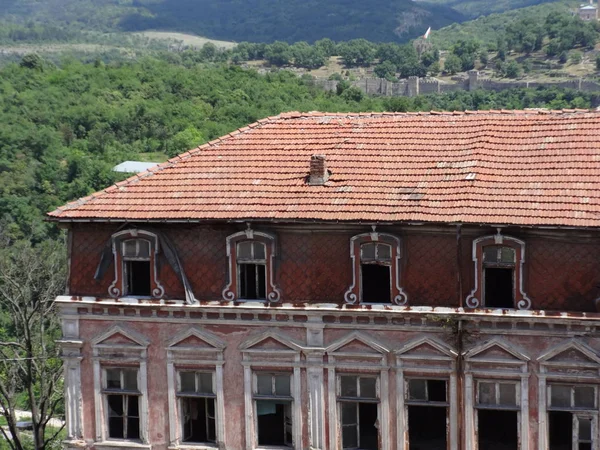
431,1,572,49
421,0,559,18
0,0,466,43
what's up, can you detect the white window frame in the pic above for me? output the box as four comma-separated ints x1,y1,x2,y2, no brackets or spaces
547,384,599,450
91,325,150,447
102,367,143,441
336,374,381,450
177,371,218,446
252,372,295,449
166,327,226,450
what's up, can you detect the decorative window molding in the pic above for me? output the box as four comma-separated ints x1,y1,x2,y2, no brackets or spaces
166,327,227,450
108,229,164,299
325,332,391,450
395,336,458,450
240,331,302,450
344,230,407,305
91,325,150,445
465,231,531,310
463,338,530,450
537,339,600,450
222,227,281,302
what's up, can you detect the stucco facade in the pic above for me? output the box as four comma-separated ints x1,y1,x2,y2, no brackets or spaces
58,223,600,450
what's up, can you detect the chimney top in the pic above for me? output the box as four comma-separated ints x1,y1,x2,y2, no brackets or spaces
308,155,329,186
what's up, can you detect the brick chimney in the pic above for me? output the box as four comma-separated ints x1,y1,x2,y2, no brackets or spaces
308,155,329,185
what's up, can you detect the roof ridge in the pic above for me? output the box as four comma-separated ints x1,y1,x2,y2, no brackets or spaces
276,109,595,119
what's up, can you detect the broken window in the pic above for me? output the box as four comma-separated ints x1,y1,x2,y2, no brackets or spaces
406,378,448,450
254,373,293,447
122,239,152,296
548,384,597,450
103,368,140,440
338,375,379,450
476,380,519,450
483,246,516,308
177,371,216,444
237,241,267,300
360,243,392,303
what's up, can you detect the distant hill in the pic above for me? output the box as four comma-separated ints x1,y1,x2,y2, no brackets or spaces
431,1,572,49
421,0,560,19
1,0,466,43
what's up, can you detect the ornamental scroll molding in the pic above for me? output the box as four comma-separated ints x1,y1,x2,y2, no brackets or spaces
344,230,408,306
465,232,531,310
222,226,282,302
107,229,165,299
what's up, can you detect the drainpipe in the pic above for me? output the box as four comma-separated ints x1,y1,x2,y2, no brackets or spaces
456,224,464,450
456,224,463,307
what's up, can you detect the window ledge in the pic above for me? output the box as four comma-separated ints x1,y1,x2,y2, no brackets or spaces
168,445,218,450
94,441,151,450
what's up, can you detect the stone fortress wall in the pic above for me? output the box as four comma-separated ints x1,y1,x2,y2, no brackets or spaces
314,70,600,97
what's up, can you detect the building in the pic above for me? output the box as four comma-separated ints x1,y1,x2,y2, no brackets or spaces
113,161,161,174
579,1,598,21
51,110,600,450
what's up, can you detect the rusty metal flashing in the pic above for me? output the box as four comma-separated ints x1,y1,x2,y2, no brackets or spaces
54,295,600,323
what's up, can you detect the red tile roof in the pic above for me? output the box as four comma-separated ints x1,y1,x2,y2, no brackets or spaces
48,110,600,227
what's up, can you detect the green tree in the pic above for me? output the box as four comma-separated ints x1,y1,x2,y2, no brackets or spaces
374,60,397,80
504,60,522,78
444,54,462,74
264,41,292,66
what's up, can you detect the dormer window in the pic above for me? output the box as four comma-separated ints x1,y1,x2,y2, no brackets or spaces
482,246,516,309
466,233,531,310
107,229,164,299
344,231,407,305
222,228,282,302
237,241,267,300
360,243,392,303
122,239,152,296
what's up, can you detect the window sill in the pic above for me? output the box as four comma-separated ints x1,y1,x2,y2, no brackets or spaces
168,445,218,450
95,441,151,450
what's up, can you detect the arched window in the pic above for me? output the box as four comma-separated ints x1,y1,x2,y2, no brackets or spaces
108,230,164,298
344,231,407,305
466,232,531,310
222,228,281,302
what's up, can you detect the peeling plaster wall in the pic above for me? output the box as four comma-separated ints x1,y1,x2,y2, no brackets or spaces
62,307,600,450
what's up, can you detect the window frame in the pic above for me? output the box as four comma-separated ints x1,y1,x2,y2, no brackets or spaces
336,374,380,450
547,384,599,450
465,232,531,310
102,367,142,441
91,325,150,445
222,228,281,302
177,371,218,445
344,231,407,305
108,229,164,299
252,372,295,449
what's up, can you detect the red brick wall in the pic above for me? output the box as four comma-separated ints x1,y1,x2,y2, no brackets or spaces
68,224,600,312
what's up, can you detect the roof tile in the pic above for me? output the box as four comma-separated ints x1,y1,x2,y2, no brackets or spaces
48,110,600,227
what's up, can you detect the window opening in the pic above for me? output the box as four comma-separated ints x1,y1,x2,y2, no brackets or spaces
122,239,152,296
483,246,515,308
104,368,140,440
338,375,379,450
360,243,391,304
177,371,216,444
254,373,293,447
237,241,267,300
548,384,597,450
476,381,519,450
406,379,448,450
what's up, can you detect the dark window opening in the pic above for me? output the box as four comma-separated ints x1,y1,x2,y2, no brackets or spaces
125,261,151,296
408,405,447,450
107,394,140,440
478,410,518,450
181,397,215,443
549,411,572,450
239,263,266,299
484,267,514,308
361,264,390,303
341,402,378,450
256,401,292,447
